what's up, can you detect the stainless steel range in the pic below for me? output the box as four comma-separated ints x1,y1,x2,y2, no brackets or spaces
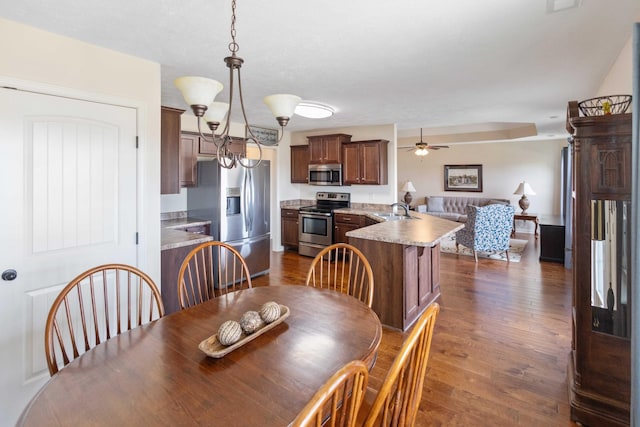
298,192,350,257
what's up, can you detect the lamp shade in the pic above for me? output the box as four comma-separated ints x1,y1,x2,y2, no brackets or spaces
203,102,229,124
401,181,416,192
174,76,223,107
513,181,536,196
263,94,302,119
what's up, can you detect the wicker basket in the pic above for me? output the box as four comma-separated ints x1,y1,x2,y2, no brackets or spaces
578,95,631,116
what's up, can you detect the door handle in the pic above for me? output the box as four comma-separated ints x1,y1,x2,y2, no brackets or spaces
2,269,17,281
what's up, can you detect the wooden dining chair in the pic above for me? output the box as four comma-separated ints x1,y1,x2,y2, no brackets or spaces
177,241,252,309
305,243,374,308
291,359,369,427
45,263,164,376
360,303,440,427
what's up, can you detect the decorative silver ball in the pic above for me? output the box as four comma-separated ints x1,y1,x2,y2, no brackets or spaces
259,301,281,323
240,310,265,334
217,320,242,346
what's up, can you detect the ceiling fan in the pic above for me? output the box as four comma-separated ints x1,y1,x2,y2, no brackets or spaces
404,129,449,156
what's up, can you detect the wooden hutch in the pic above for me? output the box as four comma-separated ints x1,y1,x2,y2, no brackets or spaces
566,100,632,426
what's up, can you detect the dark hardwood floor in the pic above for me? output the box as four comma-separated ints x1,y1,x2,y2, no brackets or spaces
253,232,578,426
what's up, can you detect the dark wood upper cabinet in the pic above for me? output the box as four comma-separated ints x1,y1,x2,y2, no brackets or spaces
160,106,184,194
567,103,632,427
198,133,246,158
342,139,389,185
307,134,351,164
290,145,310,183
180,133,198,188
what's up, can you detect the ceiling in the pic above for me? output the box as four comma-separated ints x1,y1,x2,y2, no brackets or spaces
1,0,638,144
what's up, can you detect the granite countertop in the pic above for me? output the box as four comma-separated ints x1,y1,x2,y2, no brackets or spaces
280,200,314,210
161,217,213,251
278,200,463,247
344,209,463,247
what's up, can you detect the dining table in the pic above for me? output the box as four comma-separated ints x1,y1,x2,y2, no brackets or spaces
17,285,382,426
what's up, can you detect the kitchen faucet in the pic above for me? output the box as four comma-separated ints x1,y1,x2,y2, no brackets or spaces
390,202,410,217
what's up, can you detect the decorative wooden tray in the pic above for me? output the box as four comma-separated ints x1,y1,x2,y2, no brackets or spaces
199,305,290,358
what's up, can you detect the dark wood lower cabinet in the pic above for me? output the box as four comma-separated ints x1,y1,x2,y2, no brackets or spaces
281,209,299,250
334,213,364,243
350,237,440,331
161,242,202,315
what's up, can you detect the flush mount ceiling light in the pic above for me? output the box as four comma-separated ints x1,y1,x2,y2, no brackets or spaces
294,101,335,119
174,0,301,169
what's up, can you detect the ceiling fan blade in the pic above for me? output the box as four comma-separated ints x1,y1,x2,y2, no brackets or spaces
430,145,449,149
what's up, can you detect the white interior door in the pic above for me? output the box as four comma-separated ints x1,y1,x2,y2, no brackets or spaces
0,88,138,425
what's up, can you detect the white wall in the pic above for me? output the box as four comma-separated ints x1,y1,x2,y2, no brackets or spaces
0,18,161,281
598,36,634,100
397,138,568,218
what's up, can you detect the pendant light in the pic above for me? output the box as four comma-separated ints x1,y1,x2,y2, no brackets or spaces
174,0,300,168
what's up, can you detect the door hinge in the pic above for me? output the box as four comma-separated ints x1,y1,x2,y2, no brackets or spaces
135,232,139,245
136,136,139,148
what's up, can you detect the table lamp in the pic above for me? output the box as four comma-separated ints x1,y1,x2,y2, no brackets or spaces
513,181,536,213
401,181,416,205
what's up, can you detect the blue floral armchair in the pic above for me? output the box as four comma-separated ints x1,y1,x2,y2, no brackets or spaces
455,204,515,262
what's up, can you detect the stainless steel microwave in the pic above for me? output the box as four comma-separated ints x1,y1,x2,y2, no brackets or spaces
308,164,342,186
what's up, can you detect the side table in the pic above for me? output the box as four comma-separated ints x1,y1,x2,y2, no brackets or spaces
512,212,539,238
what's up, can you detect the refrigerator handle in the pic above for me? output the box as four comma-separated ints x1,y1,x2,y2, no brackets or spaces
243,168,253,232
248,168,254,231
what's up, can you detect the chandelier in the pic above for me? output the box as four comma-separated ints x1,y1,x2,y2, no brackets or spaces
174,0,300,169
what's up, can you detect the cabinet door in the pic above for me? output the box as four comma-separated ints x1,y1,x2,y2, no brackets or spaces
199,133,217,156
308,137,325,164
180,133,198,187
589,141,631,196
404,246,420,325
198,134,247,157
290,145,310,183
307,134,350,164
418,245,434,306
161,106,184,194
322,135,343,164
334,213,364,243
342,143,360,185
334,223,359,244
360,141,388,185
281,209,299,248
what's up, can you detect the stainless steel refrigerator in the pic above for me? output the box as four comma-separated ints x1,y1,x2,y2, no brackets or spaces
187,159,270,278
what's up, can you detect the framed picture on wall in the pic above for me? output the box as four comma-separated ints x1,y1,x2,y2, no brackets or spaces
444,164,483,192
246,125,278,146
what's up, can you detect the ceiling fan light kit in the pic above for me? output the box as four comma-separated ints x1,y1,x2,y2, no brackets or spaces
408,128,449,156
174,0,301,169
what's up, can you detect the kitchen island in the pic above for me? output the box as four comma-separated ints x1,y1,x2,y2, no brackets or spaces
347,211,462,331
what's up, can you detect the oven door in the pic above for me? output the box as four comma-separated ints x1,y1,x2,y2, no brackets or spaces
298,212,333,257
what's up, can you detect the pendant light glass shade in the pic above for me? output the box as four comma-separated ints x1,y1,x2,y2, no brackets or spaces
415,147,429,156
263,94,302,119
203,102,229,123
174,76,223,108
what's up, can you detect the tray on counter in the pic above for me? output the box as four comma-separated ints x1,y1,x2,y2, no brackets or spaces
199,305,290,358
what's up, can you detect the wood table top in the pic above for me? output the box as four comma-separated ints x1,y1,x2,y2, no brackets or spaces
18,285,382,426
